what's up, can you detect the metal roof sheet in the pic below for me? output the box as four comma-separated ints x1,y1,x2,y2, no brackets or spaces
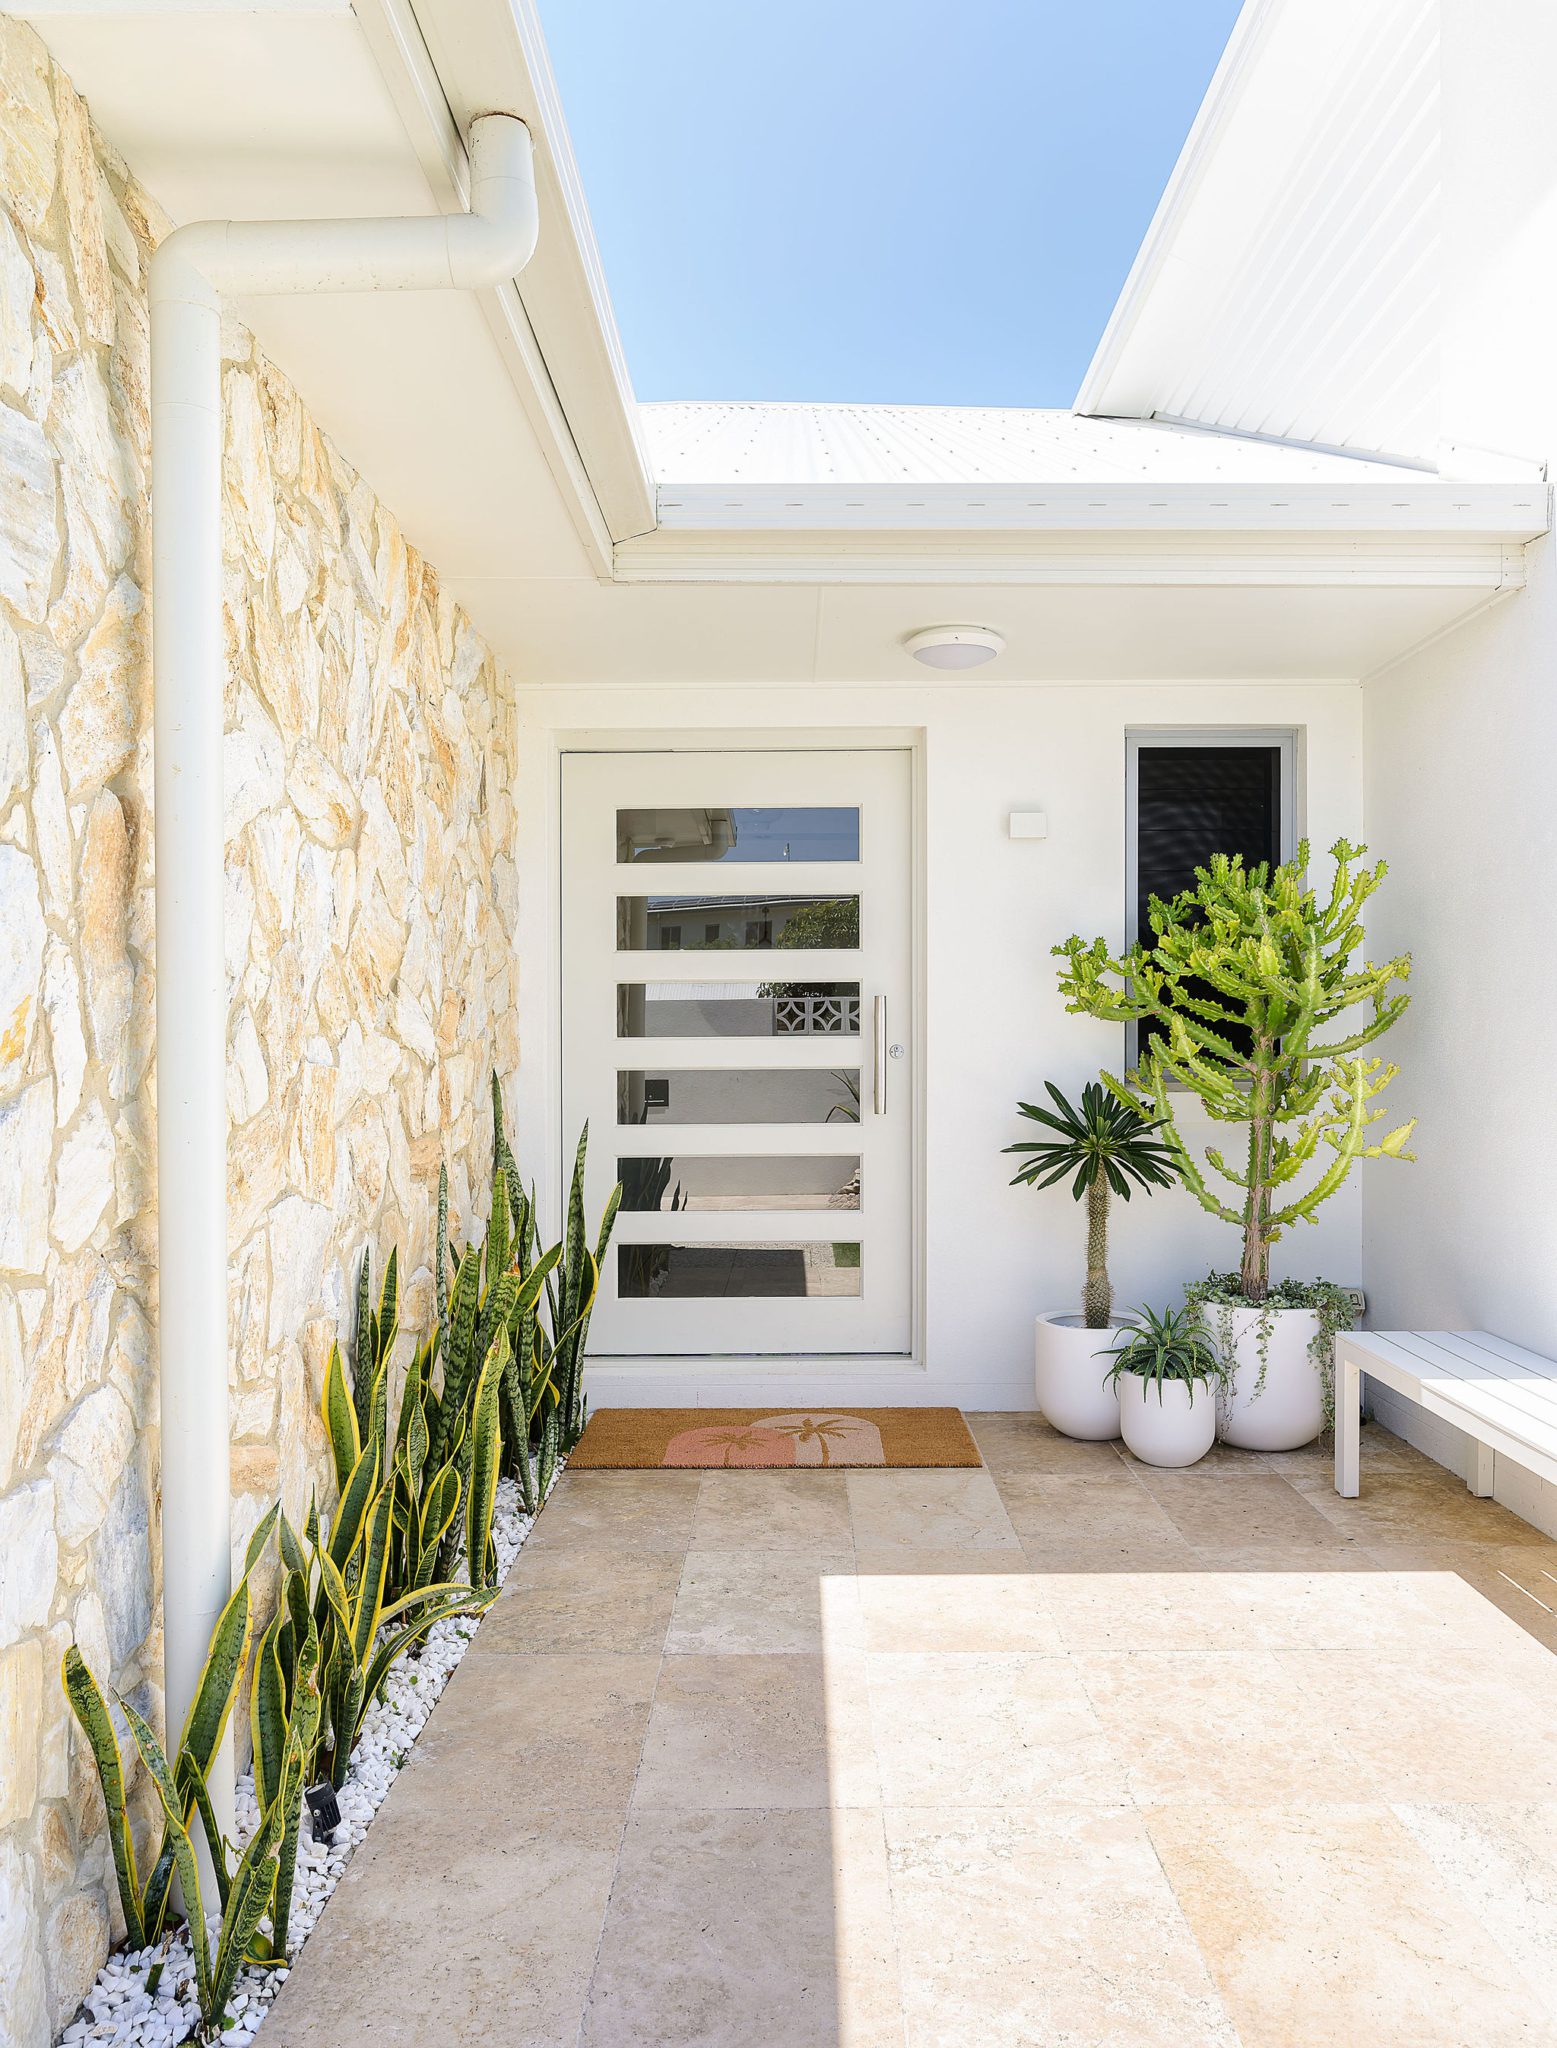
640,401,1399,487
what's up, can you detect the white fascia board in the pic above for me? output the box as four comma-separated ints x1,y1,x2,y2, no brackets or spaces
612,531,1535,591
392,0,656,547
651,478,1549,537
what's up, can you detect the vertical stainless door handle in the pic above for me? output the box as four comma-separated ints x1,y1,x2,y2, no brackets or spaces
873,994,887,1115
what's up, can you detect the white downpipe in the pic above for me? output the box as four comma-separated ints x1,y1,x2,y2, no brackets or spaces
150,116,537,1878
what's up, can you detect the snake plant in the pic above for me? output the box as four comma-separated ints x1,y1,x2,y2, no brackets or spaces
316,1351,499,1780
488,1074,620,1452
63,1505,325,2036
62,1504,281,1954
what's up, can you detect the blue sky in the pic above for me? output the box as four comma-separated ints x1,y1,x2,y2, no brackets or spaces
538,0,1244,407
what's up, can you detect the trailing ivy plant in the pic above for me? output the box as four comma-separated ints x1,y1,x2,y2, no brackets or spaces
1184,1274,1357,1427
1005,1080,1177,1328
1054,839,1415,1305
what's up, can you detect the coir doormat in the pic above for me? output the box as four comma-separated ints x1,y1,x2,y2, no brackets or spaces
569,1407,982,1470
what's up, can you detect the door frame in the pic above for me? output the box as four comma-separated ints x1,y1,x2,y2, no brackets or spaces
521,725,929,1405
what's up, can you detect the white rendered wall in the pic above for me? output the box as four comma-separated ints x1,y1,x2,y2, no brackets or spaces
1361,0,1557,1532
515,680,1364,1411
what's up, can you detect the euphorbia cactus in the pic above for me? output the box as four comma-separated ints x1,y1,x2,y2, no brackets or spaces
1055,839,1415,1304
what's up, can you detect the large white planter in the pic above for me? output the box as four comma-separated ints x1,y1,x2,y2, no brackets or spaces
1117,1373,1217,1467
1034,1312,1122,1441
1211,1304,1324,1451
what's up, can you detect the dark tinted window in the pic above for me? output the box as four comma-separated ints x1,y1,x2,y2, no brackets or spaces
1136,744,1283,1062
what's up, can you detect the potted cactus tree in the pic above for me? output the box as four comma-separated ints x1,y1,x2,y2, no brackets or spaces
1006,1080,1176,1440
1055,838,1414,1450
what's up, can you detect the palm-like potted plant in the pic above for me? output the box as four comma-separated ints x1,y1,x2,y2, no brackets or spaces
1056,839,1413,1449
1103,1304,1228,1467
1006,1080,1177,1440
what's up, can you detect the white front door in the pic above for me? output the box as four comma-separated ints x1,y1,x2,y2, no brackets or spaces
562,747,914,1361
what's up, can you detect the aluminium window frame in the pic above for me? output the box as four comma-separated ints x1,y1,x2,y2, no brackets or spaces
1123,726,1302,1075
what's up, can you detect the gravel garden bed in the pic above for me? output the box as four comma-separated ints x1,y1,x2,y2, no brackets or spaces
59,1472,547,2048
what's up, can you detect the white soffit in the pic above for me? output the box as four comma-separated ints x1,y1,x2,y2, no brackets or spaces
1078,0,1444,468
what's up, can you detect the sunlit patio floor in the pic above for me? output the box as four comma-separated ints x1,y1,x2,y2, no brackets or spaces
263,1415,1557,2047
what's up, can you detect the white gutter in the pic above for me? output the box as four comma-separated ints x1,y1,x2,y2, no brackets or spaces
149,113,538,1869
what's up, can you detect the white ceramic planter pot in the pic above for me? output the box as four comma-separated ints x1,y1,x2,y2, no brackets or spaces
1117,1373,1217,1468
1211,1304,1324,1451
1034,1312,1121,1441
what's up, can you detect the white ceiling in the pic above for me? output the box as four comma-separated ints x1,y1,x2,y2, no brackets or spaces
22,0,1542,686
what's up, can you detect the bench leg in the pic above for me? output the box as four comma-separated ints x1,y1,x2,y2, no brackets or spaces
1469,1439,1496,1498
1334,1353,1361,1499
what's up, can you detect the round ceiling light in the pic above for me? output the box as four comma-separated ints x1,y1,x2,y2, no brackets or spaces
903,624,1005,671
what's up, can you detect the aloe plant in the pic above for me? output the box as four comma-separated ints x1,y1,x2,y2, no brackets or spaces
1102,1303,1228,1402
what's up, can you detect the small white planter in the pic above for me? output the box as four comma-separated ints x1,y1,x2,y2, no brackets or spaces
1210,1304,1324,1451
1117,1372,1218,1467
1034,1311,1122,1441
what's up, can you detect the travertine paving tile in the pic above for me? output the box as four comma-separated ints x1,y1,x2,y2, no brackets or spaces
883,1805,1240,2048
691,1469,855,1551
1020,1536,1201,1572
666,1548,856,1655
1077,1649,1371,1807
1306,1468,1553,1548
1043,1564,1496,1654
263,1803,623,2048
845,1544,1032,1576
1399,1544,1557,1652
966,1411,1128,1475
994,1470,1181,1550
398,1650,658,1809
1285,1647,1557,1801
583,1808,895,2048
1149,1802,1557,2046
633,1652,879,1808
527,1468,702,1552
866,1651,1125,1808
1134,1467,1351,1550
854,1568,1063,1654
848,1469,1021,1554
478,1547,682,1654
1395,1800,1557,2010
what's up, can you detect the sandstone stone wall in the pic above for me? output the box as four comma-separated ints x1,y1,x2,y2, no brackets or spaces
0,24,521,2042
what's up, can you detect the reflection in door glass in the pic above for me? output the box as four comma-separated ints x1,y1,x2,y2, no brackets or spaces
616,1156,862,1212
618,1069,860,1124
616,807,859,864
616,983,860,1037
616,896,859,951
618,1242,862,1298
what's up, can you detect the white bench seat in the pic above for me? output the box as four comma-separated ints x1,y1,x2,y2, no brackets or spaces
1334,1328,1557,1498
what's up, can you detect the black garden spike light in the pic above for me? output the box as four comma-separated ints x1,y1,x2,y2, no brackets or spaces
305,1780,342,1847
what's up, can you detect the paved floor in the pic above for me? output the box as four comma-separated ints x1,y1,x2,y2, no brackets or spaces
265,1416,1557,2047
